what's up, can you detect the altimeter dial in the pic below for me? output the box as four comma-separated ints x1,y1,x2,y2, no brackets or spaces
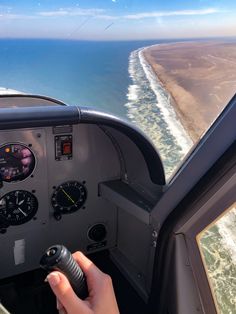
0,190,38,226
51,181,87,214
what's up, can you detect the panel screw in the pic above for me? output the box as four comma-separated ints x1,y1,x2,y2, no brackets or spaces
152,241,157,248
152,230,158,238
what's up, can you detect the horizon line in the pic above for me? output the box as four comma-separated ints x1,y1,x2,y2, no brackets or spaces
0,35,235,42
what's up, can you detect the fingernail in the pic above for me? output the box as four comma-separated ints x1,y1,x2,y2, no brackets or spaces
47,273,61,287
57,299,63,310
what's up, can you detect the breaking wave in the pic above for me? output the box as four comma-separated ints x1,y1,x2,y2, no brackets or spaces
125,46,193,179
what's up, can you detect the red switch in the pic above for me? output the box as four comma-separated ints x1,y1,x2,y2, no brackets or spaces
62,142,72,155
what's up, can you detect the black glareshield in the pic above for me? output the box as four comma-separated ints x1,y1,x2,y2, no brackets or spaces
40,245,88,299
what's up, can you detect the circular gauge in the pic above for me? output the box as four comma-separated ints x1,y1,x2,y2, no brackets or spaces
0,190,38,226
51,181,87,214
0,143,35,183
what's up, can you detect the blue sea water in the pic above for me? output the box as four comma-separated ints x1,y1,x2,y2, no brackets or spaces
0,39,162,117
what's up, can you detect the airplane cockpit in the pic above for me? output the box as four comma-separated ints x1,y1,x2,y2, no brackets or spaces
0,93,235,314
0,1,236,314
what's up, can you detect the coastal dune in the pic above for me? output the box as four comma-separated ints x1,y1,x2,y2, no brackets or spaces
143,41,236,142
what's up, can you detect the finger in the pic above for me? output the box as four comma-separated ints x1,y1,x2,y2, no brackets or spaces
57,298,63,310
72,252,105,287
59,308,67,314
72,252,103,277
47,271,87,314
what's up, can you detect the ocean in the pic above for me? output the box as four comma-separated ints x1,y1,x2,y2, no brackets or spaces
0,39,193,178
0,39,161,116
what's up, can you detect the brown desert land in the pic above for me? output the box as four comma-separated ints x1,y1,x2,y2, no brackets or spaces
143,41,236,142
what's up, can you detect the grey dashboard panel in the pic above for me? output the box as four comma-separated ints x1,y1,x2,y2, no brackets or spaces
100,180,153,224
0,96,164,300
0,124,119,279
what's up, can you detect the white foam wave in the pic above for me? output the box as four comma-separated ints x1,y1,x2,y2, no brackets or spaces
127,84,139,101
139,47,193,152
125,44,193,177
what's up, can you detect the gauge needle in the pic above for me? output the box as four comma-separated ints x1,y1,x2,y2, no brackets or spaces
18,207,27,217
61,188,76,205
18,200,24,205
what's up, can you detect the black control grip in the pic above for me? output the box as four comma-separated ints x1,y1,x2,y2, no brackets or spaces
40,244,88,299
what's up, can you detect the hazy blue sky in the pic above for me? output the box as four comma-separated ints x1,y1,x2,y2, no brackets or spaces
0,0,236,40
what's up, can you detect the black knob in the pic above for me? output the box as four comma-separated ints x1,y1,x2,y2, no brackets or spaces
40,245,88,299
88,224,107,242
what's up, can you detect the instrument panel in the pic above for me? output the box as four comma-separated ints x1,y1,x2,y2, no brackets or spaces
0,134,89,227
0,101,166,298
0,125,119,281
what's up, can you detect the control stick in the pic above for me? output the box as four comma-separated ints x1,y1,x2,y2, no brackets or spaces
40,244,88,299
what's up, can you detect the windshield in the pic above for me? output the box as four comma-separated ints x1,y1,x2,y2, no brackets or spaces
0,1,235,179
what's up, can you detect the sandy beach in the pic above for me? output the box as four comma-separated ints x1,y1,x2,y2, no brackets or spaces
143,41,236,142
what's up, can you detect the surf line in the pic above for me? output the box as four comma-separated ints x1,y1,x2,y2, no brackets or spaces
138,45,193,153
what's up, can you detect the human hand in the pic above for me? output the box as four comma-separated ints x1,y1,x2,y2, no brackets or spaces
46,251,120,314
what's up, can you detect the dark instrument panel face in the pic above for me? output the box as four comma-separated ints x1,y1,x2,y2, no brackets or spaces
0,143,35,182
0,190,38,226
51,181,87,214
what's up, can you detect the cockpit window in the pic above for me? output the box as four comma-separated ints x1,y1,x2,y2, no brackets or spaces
0,1,235,179
197,202,236,314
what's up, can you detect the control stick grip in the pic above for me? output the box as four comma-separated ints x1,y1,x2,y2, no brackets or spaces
40,244,88,299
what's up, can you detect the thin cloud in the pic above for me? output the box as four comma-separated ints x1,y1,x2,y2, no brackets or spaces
0,7,223,22
124,8,221,20
0,13,36,20
38,7,222,20
39,7,105,17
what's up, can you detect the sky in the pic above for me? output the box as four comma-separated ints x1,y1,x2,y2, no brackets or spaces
0,0,236,40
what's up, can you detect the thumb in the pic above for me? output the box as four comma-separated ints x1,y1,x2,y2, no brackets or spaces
47,271,88,314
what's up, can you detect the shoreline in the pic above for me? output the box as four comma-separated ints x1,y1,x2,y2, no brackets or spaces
125,46,194,178
142,41,236,143
138,48,193,150
142,45,202,143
